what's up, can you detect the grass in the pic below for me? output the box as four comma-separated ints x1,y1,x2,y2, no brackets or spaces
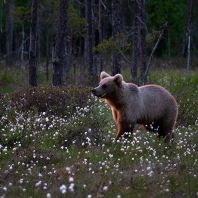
0,67,198,198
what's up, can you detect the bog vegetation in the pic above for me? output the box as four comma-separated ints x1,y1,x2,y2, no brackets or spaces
0,61,198,197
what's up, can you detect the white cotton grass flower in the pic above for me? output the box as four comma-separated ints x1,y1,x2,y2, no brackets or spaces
43,183,48,190
19,178,23,184
103,186,108,191
46,193,51,198
69,177,74,182
148,171,154,177
35,181,42,187
69,183,75,192
83,184,86,188
66,167,71,173
38,173,43,177
59,184,67,194
3,187,7,191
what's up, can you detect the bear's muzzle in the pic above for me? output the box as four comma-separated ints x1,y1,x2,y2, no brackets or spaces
92,88,97,95
92,88,106,98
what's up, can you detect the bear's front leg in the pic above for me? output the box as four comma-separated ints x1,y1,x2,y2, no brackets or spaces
115,122,135,139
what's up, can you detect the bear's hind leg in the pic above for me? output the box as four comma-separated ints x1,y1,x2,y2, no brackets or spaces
142,121,160,133
143,121,173,142
157,122,174,142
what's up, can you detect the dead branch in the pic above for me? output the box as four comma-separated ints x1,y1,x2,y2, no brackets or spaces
144,22,168,78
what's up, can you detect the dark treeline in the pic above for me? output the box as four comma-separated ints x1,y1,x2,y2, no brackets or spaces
0,0,197,86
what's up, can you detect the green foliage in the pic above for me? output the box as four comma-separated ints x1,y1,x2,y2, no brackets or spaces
174,76,198,126
1,0,197,61
40,0,59,24
0,70,18,85
146,30,161,49
94,33,131,54
146,0,186,56
67,1,86,37
12,6,31,23
0,66,21,93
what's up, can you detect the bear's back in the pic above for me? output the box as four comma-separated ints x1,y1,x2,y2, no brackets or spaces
138,84,177,116
139,84,174,101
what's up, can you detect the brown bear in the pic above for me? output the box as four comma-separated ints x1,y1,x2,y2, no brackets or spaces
92,71,178,142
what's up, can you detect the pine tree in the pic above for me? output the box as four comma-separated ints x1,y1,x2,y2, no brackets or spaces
29,0,38,87
130,0,139,84
111,0,121,75
52,0,68,86
6,0,14,66
139,0,147,85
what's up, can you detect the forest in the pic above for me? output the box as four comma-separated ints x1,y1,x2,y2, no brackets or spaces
0,0,198,85
0,0,198,197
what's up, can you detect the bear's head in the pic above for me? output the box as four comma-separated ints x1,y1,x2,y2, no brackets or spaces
92,71,123,99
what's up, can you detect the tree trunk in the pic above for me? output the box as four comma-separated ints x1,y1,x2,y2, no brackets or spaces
20,24,25,84
186,24,191,80
145,22,168,79
65,33,72,77
6,0,14,66
92,0,98,85
84,0,88,70
183,0,194,58
37,13,41,63
185,0,193,80
111,0,121,75
52,0,68,86
46,23,49,81
29,0,38,87
99,0,103,72
130,0,139,84
139,0,147,85
86,0,93,77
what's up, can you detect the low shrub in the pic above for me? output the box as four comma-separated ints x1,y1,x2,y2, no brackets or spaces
10,85,93,116
0,84,112,148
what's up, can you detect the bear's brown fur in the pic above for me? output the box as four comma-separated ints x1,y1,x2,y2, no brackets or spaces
92,71,178,142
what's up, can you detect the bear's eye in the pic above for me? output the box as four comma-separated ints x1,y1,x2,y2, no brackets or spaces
102,84,107,89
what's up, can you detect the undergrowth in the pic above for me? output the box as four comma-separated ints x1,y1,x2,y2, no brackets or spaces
0,70,197,198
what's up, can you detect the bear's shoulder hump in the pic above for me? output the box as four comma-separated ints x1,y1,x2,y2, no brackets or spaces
127,83,139,92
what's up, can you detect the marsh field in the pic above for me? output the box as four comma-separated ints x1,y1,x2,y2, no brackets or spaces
0,64,198,198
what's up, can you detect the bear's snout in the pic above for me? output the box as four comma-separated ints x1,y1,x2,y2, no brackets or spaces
92,88,106,97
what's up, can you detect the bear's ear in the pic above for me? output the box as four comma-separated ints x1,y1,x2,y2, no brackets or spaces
113,74,123,86
100,71,110,80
